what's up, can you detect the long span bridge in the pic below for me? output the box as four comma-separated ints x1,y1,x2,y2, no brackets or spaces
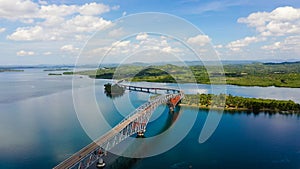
53,83,184,169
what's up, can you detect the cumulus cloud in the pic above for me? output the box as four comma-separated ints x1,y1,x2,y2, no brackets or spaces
4,1,114,41
88,35,182,58
7,15,111,41
238,6,300,36
17,50,35,56
8,26,47,41
60,45,79,53
0,0,39,20
0,0,113,20
0,27,6,33
63,15,111,33
227,36,266,51
187,34,211,46
136,33,149,41
78,2,110,16
262,36,300,52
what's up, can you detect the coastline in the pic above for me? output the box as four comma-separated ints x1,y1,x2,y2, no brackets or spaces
179,103,299,114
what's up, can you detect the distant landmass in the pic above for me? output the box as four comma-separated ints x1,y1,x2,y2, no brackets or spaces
1,60,299,69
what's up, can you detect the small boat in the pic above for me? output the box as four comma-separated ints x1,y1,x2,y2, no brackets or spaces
96,158,106,168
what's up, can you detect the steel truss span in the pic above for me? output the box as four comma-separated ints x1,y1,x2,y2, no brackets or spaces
53,85,184,169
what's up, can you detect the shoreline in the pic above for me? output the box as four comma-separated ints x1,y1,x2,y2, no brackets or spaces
179,103,299,114
91,77,300,88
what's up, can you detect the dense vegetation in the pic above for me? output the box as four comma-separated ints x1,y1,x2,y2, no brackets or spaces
0,69,24,72
181,93,300,113
48,73,62,76
64,61,300,88
104,83,125,98
44,68,70,71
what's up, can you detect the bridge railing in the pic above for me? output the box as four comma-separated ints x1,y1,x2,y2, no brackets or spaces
54,84,184,169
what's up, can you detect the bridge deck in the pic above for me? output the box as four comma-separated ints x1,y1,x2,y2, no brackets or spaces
53,108,148,169
53,84,183,169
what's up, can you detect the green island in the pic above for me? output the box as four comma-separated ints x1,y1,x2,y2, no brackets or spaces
104,83,126,98
0,69,24,72
63,61,300,88
44,68,70,71
181,94,300,114
48,73,62,76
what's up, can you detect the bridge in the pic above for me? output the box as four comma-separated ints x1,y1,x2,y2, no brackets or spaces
53,83,184,169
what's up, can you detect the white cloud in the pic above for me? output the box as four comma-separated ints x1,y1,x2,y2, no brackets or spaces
63,15,111,33
186,34,211,46
0,27,6,33
136,33,148,41
262,36,300,52
60,45,79,53
238,6,300,36
0,1,113,20
17,50,35,56
0,0,39,20
43,51,52,55
38,4,78,18
4,2,114,41
112,40,131,47
8,26,45,41
7,16,111,41
78,2,110,16
88,35,183,58
227,36,266,51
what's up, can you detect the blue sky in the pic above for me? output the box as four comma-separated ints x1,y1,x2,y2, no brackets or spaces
1,0,300,65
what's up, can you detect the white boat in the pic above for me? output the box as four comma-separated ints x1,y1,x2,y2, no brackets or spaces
96,158,106,168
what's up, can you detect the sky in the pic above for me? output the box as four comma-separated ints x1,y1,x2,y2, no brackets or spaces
1,0,300,65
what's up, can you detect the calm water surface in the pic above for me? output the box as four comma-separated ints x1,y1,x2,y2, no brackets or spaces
0,69,299,169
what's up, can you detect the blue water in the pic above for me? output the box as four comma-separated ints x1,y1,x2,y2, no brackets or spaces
0,69,300,169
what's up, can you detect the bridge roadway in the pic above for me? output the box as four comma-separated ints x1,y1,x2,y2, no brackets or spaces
53,84,183,169
117,84,180,94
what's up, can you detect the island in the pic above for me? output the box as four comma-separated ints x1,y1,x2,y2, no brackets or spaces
44,68,71,71
104,83,125,98
0,69,24,73
48,73,62,76
181,93,300,114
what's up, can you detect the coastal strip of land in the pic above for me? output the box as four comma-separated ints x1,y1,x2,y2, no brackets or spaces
180,93,300,114
0,69,24,72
